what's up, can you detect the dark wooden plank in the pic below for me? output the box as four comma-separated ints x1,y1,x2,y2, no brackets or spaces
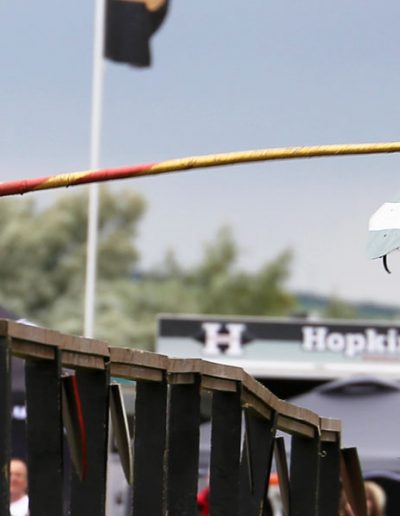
238,410,276,516
274,437,290,516
209,389,242,516
0,337,11,516
1,319,109,365
109,383,132,486
132,379,167,515
69,367,110,516
341,447,367,516
62,374,87,482
318,440,340,516
289,434,320,516
276,399,319,439
166,380,201,516
25,350,63,516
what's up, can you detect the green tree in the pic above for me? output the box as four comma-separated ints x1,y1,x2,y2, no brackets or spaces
0,187,146,344
125,228,295,348
0,193,295,350
188,227,295,316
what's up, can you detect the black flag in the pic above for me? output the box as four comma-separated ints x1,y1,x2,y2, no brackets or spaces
105,0,169,67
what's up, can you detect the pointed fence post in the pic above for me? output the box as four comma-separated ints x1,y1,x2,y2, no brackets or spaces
238,410,277,516
317,418,341,516
290,433,320,516
25,349,63,516
167,374,201,515
69,366,110,516
209,388,242,516
202,364,245,516
132,379,168,515
109,348,170,516
341,447,368,516
237,374,278,516
274,437,290,516
277,400,321,516
0,327,11,516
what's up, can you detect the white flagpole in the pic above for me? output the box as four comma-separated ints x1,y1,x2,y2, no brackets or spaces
84,0,106,338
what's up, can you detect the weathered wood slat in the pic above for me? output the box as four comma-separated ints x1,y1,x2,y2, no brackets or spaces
132,379,167,515
320,416,341,443
69,367,110,516
0,319,109,369
0,336,11,516
318,439,341,516
238,410,277,516
341,447,367,516
110,347,168,381
277,399,320,438
274,437,290,516
167,379,201,515
25,350,63,516
209,389,242,516
289,434,320,516
109,383,132,486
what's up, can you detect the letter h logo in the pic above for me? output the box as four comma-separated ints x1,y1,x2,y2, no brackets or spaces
200,322,248,357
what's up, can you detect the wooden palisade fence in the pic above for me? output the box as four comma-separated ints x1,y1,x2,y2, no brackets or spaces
0,319,367,515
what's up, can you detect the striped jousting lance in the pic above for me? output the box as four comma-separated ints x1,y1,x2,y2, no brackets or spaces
2,141,400,197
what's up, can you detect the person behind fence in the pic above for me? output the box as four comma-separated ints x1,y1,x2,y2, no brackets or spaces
10,458,29,516
339,481,386,516
364,481,386,516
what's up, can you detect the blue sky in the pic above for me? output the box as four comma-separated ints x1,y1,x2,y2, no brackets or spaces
2,1,400,305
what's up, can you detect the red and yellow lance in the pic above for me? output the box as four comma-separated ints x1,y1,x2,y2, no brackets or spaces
1,141,400,198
